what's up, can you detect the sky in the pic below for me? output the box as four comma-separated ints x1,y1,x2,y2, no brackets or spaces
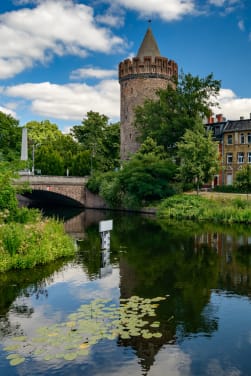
1,0,251,132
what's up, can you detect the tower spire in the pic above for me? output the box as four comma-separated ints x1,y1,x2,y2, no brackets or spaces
137,26,161,58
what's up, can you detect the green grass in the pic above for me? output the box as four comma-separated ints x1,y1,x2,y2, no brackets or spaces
157,194,251,224
0,217,75,272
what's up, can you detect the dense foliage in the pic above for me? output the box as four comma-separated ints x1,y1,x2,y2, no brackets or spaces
0,111,22,162
71,111,120,173
87,138,178,209
177,119,220,192
0,218,75,272
158,194,251,223
134,72,221,153
0,164,75,272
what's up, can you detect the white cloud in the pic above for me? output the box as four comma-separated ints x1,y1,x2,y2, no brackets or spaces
107,0,196,21
0,105,16,118
208,0,225,5
70,67,117,80
213,88,251,120
148,345,191,376
5,80,120,121
206,359,241,376
0,0,125,79
208,0,240,6
238,19,245,31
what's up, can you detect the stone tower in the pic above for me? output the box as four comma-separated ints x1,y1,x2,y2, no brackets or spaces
119,27,178,160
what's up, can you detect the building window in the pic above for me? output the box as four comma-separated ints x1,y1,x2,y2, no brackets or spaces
248,152,251,163
227,153,233,164
237,152,244,164
248,133,251,144
227,134,233,144
240,133,245,144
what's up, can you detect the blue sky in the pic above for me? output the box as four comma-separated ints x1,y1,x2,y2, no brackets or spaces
1,0,251,132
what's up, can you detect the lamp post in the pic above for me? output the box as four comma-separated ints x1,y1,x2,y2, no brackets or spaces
32,143,40,175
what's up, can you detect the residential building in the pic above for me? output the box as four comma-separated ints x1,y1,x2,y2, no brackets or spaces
206,115,251,186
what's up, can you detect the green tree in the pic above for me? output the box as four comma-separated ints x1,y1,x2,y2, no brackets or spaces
90,138,177,209
176,119,220,193
0,112,21,162
235,165,251,198
135,72,221,152
71,111,120,173
70,150,91,176
35,146,65,175
0,162,19,213
25,120,62,144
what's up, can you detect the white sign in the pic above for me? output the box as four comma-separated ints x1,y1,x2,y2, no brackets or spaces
99,220,113,233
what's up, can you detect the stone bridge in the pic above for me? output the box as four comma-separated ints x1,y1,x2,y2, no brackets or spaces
16,175,106,208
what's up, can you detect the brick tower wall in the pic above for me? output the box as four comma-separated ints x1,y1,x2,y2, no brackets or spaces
119,56,178,160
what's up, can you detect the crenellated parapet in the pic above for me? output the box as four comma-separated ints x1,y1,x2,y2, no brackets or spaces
119,56,178,83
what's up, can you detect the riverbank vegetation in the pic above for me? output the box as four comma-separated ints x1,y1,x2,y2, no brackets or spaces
158,194,251,224
0,162,75,273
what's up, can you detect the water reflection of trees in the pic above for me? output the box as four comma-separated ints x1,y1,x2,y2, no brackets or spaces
0,258,71,339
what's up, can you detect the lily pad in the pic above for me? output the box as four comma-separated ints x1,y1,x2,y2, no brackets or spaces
9,357,25,366
63,352,77,361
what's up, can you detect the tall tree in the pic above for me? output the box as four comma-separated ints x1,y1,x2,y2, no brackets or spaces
25,120,62,144
235,165,251,198
176,119,220,193
135,72,221,152
71,111,120,173
0,112,21,162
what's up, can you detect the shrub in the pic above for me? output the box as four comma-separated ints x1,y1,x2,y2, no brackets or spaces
0,219,75,272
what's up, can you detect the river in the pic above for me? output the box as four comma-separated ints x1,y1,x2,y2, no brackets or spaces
1,208,251,375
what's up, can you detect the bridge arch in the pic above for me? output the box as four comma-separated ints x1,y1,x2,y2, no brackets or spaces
16,175,107,209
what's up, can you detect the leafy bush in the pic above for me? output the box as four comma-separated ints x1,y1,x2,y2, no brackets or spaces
0,219,75,272
213,185,246,193
86,173,103,194
158,194,251,224
87,142,178,209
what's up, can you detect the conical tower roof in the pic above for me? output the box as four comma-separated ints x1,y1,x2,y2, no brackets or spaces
137,27,161,58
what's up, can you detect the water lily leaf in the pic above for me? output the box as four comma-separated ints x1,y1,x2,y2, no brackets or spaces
78,349,89,356
56,353,65,359
150,322,160,328
44,354,54,361
4,295,167,365
153,332,162,338
7,353,21,360
63,352,77,361
142,332,153,339
3,345,20,351
120,332,130,339
151,297,166,302
12,336,27,342
9,357,25,366
48,332,59,337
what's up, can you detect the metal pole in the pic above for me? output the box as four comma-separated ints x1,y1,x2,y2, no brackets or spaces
32,144,35,175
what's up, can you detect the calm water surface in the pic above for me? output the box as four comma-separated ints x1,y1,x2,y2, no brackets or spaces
1,210,251,375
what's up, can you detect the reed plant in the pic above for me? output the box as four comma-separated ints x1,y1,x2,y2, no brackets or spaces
158,194,251,224
0,218,75,272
